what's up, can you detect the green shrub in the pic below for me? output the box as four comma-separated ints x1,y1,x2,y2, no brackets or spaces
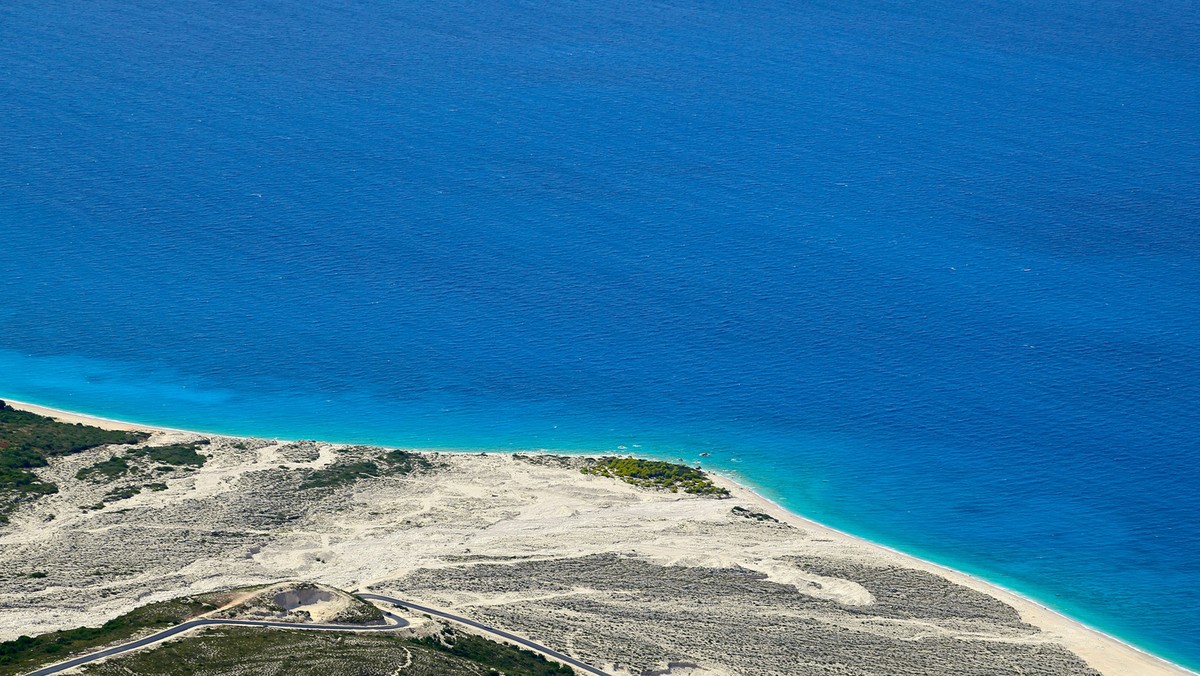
0,407,146,458
76,456,131,482
127,442,208,467
300,450,434,490
419,626,574,675
300,460,381,490
378,449,434,474
102,486,141,503
0,405,146,522
581,457,729,497
0,597,212,675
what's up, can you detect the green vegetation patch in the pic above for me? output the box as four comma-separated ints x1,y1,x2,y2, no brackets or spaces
127,441,209,467
74,442,208,494
0,403,146,522
1,590,580,676
77,625,570,676
0,466,57,508
581,456,729,497
300,449,435,490
419,624,574,675
0,597,213,675
76,455,132,482
0,405,147,458
101,485,141,504
378,449,434,473
300,460,381,490
732,506,779,522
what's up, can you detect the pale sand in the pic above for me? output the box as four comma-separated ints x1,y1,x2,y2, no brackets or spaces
718,476,1190,676
3,400,190,433
0,398,1192,675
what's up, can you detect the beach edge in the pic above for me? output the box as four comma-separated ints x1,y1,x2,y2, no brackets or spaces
3,396,1193,676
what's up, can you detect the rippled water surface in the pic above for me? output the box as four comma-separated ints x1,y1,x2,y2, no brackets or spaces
2,0,1199,667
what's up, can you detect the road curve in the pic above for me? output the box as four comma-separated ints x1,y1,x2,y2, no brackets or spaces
358,592,611,676
24,611,408,676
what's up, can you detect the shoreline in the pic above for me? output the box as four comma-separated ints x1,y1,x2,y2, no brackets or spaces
710,473,1195,676
3,396,1193,676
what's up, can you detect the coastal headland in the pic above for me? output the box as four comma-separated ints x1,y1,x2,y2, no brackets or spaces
0,399,1190,675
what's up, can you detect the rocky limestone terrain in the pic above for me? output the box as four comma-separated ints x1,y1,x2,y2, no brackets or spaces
0,427,1125,675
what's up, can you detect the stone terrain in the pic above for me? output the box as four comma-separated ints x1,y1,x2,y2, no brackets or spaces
0,418,1172,675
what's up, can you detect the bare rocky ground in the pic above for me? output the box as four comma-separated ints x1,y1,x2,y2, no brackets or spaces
0,431,1117,674
208,581,384,625
391,553,1094,675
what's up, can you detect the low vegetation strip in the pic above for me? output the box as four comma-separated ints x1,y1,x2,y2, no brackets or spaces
732,506,780,522
75,456,131,482
127,441,209,467
69,441,212,511
0,597,214,676
300,449,435,490
581,457,728,497
76,625,575,676
419,624,575,675
76,442,209,484
0,402,147,523
2,589,575,676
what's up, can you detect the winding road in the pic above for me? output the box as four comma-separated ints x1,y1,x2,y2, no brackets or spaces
24,595,611,676
24,611,409,676
358,593,611,676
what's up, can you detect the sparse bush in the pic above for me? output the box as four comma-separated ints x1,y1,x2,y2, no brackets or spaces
76,456,131,482
127,442,208,467
418,626,574,675
300,450,434,490
732,506,779,522
0,406,146,522
0,597,212,675
102,486,141,503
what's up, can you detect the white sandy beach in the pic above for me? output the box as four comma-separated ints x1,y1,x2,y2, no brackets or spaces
0,399,1191,676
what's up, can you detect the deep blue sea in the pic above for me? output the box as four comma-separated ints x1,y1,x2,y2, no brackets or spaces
2,0,1199,668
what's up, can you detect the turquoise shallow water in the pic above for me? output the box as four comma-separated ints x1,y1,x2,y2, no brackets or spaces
2,0,1199,668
